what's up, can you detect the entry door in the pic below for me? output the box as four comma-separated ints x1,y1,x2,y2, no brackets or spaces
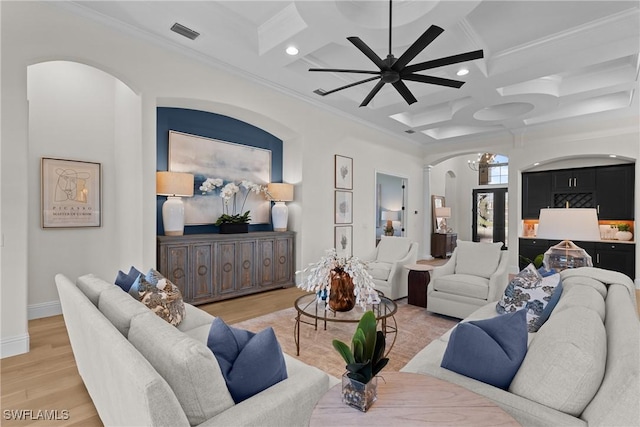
472,188,508,248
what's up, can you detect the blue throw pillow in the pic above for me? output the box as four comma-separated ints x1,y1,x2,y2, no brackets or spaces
114,266,142,292
531,279,563,331
207,317,288,403
441,309,528,389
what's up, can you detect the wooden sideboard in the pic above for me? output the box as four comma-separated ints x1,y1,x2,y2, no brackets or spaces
157,231,295,305
432,233,457,258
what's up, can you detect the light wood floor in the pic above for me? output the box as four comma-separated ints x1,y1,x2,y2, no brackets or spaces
2,271,638,427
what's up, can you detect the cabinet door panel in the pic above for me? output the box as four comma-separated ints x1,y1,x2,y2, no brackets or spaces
522,172,551,219
237,241,256,290
259,239,275,287
274,237,293,284
595,243,635,280
218,242,237,294
596,165,634,220
165,245,189,299
192,244,214,302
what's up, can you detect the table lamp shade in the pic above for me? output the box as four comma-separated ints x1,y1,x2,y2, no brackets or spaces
435,207,452,218
536,208,600,241
156,171,194,197
381,210,399,221
267,183,294,231
156,171,194,236
267,183,294,202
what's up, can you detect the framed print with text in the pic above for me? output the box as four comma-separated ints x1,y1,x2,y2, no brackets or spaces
335,155,353,190
335,226,353,258
335,190,353,224
41,157,101,228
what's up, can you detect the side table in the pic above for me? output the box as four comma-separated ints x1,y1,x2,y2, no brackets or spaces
309,372,520,426
404,264,434,308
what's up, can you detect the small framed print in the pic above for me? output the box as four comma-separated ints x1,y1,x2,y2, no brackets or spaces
335,190,353,224
335,226,353,258
335,155,353,190
41,157,101,228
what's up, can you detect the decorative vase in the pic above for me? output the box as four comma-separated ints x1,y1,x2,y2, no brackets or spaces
341,373,377,412
219,223,249,234
615,230,633,241
329,269,355,312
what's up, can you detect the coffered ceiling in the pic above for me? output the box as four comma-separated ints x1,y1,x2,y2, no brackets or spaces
64,1,640,148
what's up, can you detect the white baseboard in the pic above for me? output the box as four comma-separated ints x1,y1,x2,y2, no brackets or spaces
1,333,30,358
28,300,62,320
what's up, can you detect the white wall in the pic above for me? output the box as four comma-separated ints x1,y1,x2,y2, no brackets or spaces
0,1,424,356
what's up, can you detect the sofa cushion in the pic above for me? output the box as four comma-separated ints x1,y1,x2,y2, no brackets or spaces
531,280,563,332
496,264,562,332
367,262,391,281
207,318,288,403
114,266,142,292
128,311,235,425
376,237,411,263
553,284,605,321
441,309,528,389
454,241,502,279
76,273,116,306
433,274,490,300
129,271,185,327
97,286,149,337
509,306,606,416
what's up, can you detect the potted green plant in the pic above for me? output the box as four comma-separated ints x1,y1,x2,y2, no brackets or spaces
615,223,633,241
332,310,389,412
200,178,268,233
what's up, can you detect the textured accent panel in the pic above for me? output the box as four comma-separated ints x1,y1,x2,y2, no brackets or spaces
553,193,594,208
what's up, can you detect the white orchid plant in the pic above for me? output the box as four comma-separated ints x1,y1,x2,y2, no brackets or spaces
296,248,380,310
200,178,268,225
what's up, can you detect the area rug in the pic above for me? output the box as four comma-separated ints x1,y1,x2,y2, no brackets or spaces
233,300,458,378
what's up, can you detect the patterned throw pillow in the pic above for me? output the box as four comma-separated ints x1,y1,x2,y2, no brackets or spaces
129,270,185,326
496,264,562,332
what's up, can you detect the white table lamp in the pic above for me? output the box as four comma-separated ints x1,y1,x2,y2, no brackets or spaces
381,210,400,235
157,171,194,236
435,207,451,233
267,183,294,231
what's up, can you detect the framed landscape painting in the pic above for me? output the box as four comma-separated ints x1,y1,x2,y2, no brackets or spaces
41,157,101,228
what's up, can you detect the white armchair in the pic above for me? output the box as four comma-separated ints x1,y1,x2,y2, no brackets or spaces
361,236,419,300
427,240,509,319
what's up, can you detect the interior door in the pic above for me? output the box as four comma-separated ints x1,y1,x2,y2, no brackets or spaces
472,188,508,248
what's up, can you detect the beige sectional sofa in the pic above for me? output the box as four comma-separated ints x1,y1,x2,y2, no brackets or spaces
55,273,332,427
403,267,640,427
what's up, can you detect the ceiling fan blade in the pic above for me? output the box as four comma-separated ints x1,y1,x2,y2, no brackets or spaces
403,74,465,88
392,25,444,71
403,49,484,74
392,80,418,105
360,80,386,107
347,37,386,69
318,76,381,96
309,68,381,75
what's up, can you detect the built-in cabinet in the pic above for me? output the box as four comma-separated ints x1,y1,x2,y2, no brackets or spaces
157,231,295,305
519,238,635,280
522,164,634,220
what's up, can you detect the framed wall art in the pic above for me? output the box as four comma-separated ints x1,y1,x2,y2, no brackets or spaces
41,157,101,228
335,225,353,258
335,190,353,224
168,130,271,225
335,155,353,190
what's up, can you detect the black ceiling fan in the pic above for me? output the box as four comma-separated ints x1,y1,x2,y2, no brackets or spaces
309,0,483,107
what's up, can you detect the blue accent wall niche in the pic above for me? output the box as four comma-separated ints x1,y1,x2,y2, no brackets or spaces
157,107,283,235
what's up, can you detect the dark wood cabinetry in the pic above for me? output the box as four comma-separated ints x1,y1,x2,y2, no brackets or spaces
522,172,552,219
518,238,635,279
157,232,295,305
432,233,457,258
595,164,635,220
552,168,596,192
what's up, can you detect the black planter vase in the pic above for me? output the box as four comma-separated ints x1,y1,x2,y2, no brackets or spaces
219,223,249,234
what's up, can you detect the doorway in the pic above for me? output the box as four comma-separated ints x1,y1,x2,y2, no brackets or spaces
472,188,508,248
375,172,407,242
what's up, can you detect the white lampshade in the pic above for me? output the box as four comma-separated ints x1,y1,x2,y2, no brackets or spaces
435,207,452,218
536,208,600,241
156,171,194,236
267,183,294,202
267,183,294,231
381,210,399,221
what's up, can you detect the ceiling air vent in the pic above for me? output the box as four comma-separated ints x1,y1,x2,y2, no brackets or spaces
170,23,200,40
313,89,327,96
405,129,416,134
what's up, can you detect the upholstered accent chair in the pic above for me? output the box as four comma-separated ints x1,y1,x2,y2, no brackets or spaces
427,240,509,319
362,236,419,300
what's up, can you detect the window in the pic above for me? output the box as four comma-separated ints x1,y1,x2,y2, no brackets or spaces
470,153,509,185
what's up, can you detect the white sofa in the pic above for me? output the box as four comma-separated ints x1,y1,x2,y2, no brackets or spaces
403,267,640,427
55,273,333,427
427,241,509,319
362,236,419,300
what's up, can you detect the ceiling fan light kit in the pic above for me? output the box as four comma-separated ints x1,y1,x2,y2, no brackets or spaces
309,0,483,107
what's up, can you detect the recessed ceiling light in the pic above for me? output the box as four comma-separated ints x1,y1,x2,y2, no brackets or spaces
286,46,299,56
609,154,617,158
533,162,540,166
456,68,469,76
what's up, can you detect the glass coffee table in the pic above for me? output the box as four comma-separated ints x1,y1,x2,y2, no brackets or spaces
294,292,398,356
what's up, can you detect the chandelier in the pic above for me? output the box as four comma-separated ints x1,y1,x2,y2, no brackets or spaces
467,153,496,171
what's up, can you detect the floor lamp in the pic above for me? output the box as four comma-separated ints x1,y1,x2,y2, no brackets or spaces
536,208,600,270
267,183,294,231
156,171,194,236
